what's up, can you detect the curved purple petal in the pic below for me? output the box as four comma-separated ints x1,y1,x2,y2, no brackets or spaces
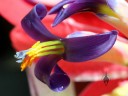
49,0,105,15
49,65,70,92
52,3,87,27
49,0,106,26
61,30,117,62
34,55,70,92
48,0,75,15
21,4,60,41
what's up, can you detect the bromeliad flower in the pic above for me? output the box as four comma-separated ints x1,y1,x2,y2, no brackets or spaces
48,0,118,26
14,4,117,92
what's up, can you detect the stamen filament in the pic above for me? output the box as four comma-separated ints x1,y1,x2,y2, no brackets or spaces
28,45,64,56
32,40,62,48
17,40,65,71
36,50,64,57
32,41,40,48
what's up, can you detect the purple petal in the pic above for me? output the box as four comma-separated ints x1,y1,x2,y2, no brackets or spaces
49,0,106,26
49,65,70,92
34,55,70,92
62,30,117,62
48,0,75,15
21,4,59,41
52,3,87,27
49,0,105,15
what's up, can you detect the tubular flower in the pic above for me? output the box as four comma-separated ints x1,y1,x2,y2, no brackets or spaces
14,4,117,92
48,0,118,26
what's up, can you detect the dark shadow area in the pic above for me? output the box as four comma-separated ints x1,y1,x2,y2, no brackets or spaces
74,82,91,95
0,16,30,96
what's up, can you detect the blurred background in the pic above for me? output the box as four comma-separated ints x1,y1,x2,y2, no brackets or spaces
0,16,30,96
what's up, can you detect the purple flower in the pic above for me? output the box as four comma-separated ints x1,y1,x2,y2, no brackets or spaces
15,4,117,92
48,0,117,26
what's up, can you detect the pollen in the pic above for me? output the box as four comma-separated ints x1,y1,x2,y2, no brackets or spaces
16,40,64,71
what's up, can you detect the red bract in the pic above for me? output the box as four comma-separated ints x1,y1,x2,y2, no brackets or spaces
59,61,128,81
0,0,60,26
10,26,36,51
79,78,128,96
0,0,32,26
71,12,115,31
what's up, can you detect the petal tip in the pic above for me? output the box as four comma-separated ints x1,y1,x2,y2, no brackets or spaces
34,3,47,19
111,30,118,35
49,74,70,92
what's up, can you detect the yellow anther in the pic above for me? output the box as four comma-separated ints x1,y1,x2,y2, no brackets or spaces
27,49,37,56
20,56,31,71
32,41,40,48
21,61,29,71
29,55,37,64
36,40,62,48
20,40,64,71
26,40,63,55
36,45,64,54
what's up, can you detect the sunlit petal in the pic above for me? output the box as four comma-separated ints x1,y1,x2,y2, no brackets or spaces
21,4,59,41
62,30,117,62
93,36,128,65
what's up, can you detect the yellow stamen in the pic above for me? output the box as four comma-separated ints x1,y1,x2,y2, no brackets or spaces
21,56,31,71
20,40,64,71
28,45,64,56
32,40,62,48
31,41,40,48
36,50,64,57
98,4,119,18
